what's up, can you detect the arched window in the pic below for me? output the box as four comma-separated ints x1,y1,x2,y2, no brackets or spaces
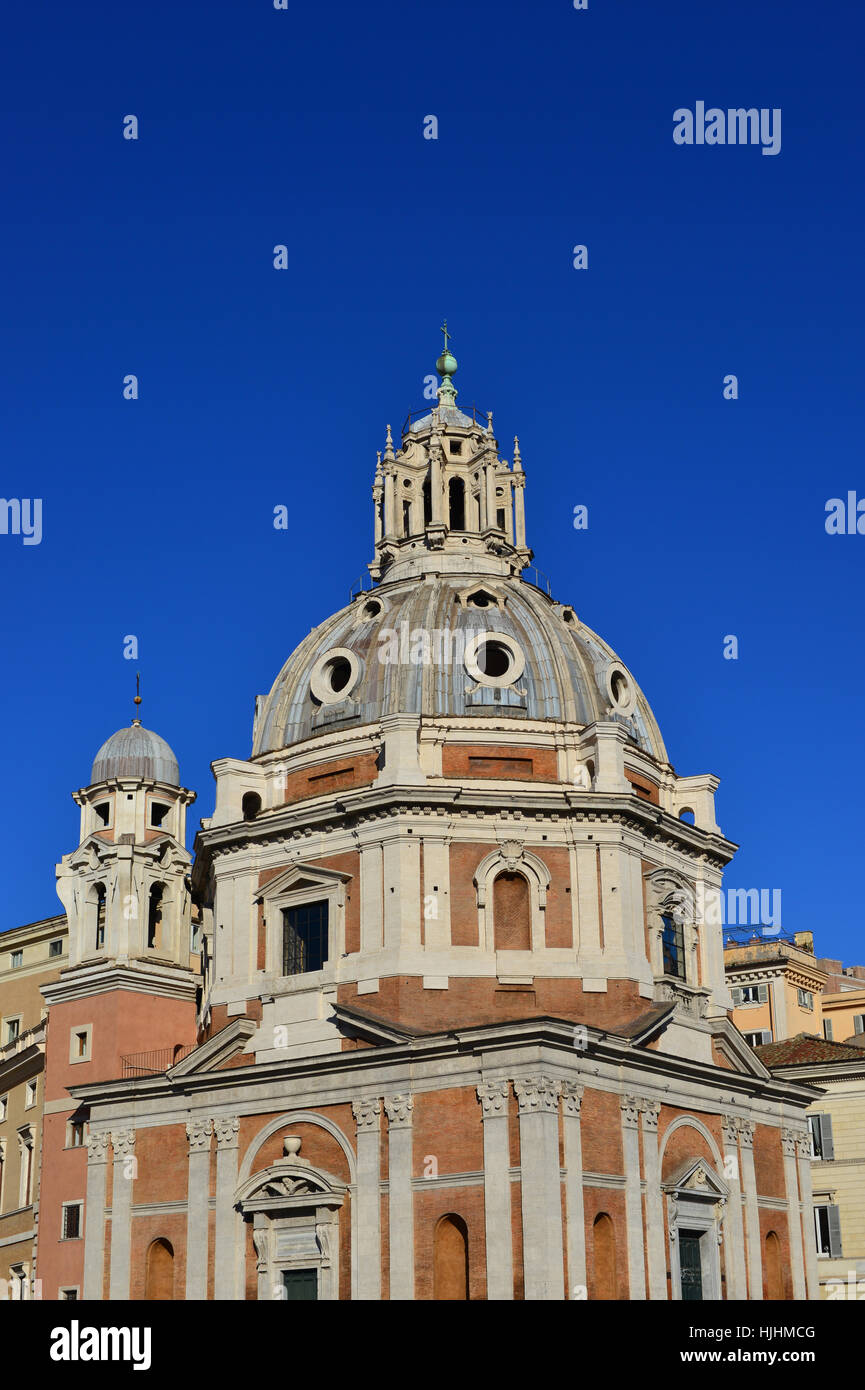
147,884,164,951
764,1230,784,1300
145,1238,175,1300
593,1213,617,1299
493,871,531,951
433,1214,469,1300
422,477,431,526
242,792,261,822
95,884,106,951
448,477,465,530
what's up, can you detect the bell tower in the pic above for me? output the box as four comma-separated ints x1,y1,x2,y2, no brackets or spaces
38,703,200,1300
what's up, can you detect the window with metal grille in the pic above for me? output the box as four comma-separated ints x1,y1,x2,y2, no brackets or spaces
61,1203,82,1240
661,914,685,980
282,901,329,976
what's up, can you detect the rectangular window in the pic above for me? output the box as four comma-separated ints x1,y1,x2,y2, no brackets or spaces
661,914,685,980
58,1287,79,1301
798,988,814,1010
809,1113,835,1161
69,1025,92,1064
448,440,462,455
94,802,111,826
66,1120,86,1148
814,1204,842,1258
49,939,63,958
5,1018,21,1044
150,802,169,828
854,1014,865,1035
61,1202,83,1241
19,1132,34,1207
743,1029,772,1047
823,1019,834,1041
10,950,23,969
741,984,760,1003
24,1081,36,1109
0,1095,7,1121
282,900,329,976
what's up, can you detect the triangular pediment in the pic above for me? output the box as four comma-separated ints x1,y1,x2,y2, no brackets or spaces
708,1017,772,1079
256,862,352,903
663,1156,728,1199
168,1017,257,1076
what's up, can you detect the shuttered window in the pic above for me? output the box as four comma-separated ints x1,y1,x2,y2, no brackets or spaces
814,1205,842,1258
809,1113,835,1161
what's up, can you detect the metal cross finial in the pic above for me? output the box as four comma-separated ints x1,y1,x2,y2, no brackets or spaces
133,671,142,722
440,320,451,352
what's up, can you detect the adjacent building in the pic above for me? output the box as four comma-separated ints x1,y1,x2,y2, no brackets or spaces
0,914,67,1298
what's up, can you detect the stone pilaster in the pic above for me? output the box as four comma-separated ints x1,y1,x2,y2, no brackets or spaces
639,1100,666,1299
108,1129,135,1299
795,1131,818,1300
620,1095,647,1299
477,1080,514,1300
352,1098,382,1300
782,1127,807,1300
514,1076,564,1300
185,1119,213,1300
83,1130,111,1300
561,1082,586,1297
213,1116,240,1301
720,1117,748,1300
384,1094,414,1300
738,1120,762,1299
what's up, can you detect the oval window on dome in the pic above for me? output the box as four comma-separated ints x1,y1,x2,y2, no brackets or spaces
310,648,361,705
464,631,525,688
605,663,636,716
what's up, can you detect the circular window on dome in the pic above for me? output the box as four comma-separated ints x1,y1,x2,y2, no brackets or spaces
310,648,361,705
464,631,526,688
605,663,636,716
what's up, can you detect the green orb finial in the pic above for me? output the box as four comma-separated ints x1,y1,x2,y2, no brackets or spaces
437,320,457,380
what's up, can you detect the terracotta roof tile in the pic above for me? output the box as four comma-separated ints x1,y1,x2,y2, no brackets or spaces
754,1032,865,1067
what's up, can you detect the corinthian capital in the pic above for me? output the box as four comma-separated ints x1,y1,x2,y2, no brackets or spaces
186,1118,214,1152
86,1130,111,1164
214,1116,240,1150
384,1094,414,1129
352,1097,382,1133
561,1081,584,1118
477,1079,510,1118
110,1129,136,1160
514,1075,561,1115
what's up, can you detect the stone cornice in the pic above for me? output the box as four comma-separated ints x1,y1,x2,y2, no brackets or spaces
41,961,198,1007
197,781,734,871
66,1013,821,1112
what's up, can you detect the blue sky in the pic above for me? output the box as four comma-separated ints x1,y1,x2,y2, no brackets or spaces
1,0,863,959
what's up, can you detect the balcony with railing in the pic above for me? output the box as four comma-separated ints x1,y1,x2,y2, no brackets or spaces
120,1044,196,1078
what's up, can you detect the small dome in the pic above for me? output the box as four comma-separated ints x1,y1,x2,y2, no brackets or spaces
91,723,180,786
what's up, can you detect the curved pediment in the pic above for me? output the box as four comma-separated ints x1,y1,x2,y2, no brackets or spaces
236,1161,347,1213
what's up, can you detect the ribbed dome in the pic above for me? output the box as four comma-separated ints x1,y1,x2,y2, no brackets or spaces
252,572,667,763
91,723,180,786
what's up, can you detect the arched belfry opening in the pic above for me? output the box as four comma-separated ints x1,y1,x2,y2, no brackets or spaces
448,476,465,530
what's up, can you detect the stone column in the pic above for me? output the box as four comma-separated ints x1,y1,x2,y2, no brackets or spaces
108,1129,135,1299
213,1117,240,1301
720,1117,748,1300
352,1098,382,1300
782,1127,807,1300
429,443,443,524
795,1130,819,1300
384,1095,414,1300
738,1120,762,1299
484,460,497,531
639,1101,666,1299
83,1130,111,1300
477,1080,514,1300
561,1082,586,1298
383,469,396,539
620,1095,647,1299
514,1076,565,1300
185,1119,213,1300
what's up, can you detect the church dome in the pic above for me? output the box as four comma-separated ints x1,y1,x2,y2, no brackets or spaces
90,722,180,786
252,572,667,763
